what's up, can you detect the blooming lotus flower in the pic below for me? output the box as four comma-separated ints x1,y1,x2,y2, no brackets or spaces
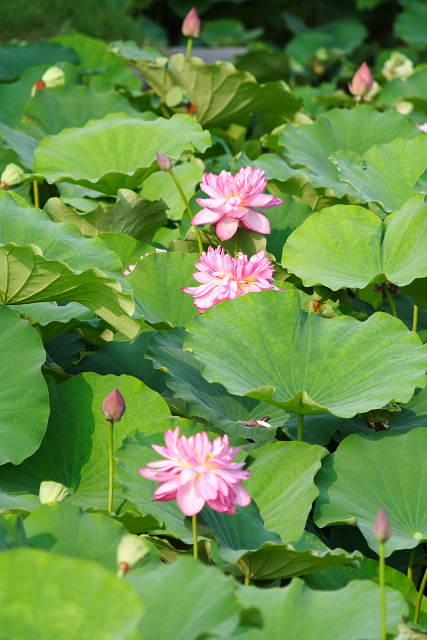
417,123,427,133
123,248,167,276
192,167,284,241
182,8,201,39
183,246,280,313
139,428,251,516
348,62,373,102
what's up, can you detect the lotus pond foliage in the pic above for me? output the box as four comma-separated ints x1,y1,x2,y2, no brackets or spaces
4,3,427,639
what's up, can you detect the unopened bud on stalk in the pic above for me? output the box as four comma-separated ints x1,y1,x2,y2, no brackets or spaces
39,480,69,504
156,152,173,172
1,163,25,189
117,535,151,574
31,66,65,97
373,507,392,542
102,389,126,422
182,7,201,39
348,62,373,100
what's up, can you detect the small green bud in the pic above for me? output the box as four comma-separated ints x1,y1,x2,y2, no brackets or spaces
39,480,69,504
117,534,151,573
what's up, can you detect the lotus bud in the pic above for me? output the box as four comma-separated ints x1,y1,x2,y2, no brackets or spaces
117,534,151,574
373,507,392,542
42,66,65,89
382,52,414,82
182,8,201,39
156,152,172,172
0,163,24,189
39,480,69,504
348,62,373,100
102,389,126,422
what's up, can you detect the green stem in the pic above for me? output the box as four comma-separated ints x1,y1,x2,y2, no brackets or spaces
415,566,427,624
192,514,198,559
408,547,417,582
244,575,250,586
297,414,304,442
413,305,419,333
170,169,203,255
108,421,114,512
186,38,193,60
379,540,386,640
382,283,397,318
234,233,239,259
33,180,40,209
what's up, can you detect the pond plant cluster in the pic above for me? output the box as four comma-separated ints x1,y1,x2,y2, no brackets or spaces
3,4,427,639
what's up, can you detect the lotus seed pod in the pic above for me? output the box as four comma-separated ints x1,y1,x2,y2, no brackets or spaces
102,389,126,422
373,507,392,542
0,163,24,189
382,52,414,82
117,534,151,572
156,152,173,172
42,66,65,89
39,480,69,504
182,8,201,39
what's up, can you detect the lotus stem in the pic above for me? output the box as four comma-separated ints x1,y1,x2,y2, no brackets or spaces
33,180,40,209
169,169,203,254
379,540,386,640
108,421,114,512
382,283,397,318
408,547,417,582
186,38,193,61
192,514,198,559
234,233,239,259
244,575,250,586
413,305,419,332
414,566,427,624
297,414,304,442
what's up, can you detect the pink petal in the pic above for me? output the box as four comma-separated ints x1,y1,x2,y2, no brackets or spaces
176,479,205,516
216,216,240,241
192,208,223,225
240,210,270,235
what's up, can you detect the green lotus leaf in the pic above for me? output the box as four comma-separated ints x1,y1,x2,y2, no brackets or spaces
0,548,144,640
244,441,327,542
0,42,78,80
279,107,421,198
184,290,427,417
0,243,138,338
378,68,427,111
314,428,427,555
264,194,312,262
127,251,200,328
401,277,427,311
282,195,427,289
128,54,302,127
286,19,368,62
140,160,203,221
0,64,50,128
44,190,168,240
31,113,212,195
395,0,427,48
0,305,49,466
0,373,171,513
0,513,27,550
19,84,150,140
99,234,156,272
127,557,240,640
236,579,406,640
331,136,427,212
146,327,287,439
0,121,38,169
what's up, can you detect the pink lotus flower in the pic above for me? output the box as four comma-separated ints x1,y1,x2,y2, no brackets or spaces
123,248,167,276
182,7,201,39
182,246,281,313
192,167,284,241
417,123,427,133
138,428,251,516
348,62,373,102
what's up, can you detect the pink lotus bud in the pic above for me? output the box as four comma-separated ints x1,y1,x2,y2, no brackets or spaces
348,62,373,98
373,507,392,542
182,7,201,39
156,152,172,172
102,389,126,422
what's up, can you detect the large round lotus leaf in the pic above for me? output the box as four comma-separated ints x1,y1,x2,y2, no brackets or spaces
0,121,38,169
127,557,240,640
236,579,406,640
395,1,427,47
331,136,427,212
0,64,50,128
184,290,427,417
279,107,421,198
0,373,171,513
128,53,302,127
0,305,49,466
0,548,144,640
31,113,211,195
0,42,78,80
282,195,427,290
127,252,200,328
314,428,427,556
286,19,368,62
24,502,130,570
